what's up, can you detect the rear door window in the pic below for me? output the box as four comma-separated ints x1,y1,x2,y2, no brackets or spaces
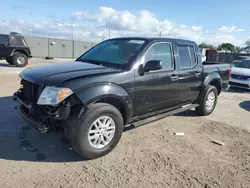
178,45,197,68
14,37,26,46
189,46,197,66
0,35,9,46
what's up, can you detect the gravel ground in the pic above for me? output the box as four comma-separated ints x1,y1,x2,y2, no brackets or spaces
0,60,250,188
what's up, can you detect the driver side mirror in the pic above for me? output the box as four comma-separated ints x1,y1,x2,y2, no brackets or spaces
144,60,162,72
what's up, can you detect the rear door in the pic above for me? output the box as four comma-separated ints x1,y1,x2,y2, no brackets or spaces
177,45,202,103
0,35,10,57
134,42,180,116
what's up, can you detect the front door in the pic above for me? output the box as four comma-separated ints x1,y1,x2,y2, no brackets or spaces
134,42,180,116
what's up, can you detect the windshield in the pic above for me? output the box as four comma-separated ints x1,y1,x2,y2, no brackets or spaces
77,39,146,69
234,60,250,69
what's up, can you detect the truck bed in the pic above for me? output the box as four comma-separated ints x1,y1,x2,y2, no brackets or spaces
203,61,228,65
203,61,230,91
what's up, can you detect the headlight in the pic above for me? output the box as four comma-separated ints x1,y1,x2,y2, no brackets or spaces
37,87,73,105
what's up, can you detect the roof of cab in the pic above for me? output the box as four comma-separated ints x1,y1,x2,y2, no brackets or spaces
109,37,196,45
0,32,23,37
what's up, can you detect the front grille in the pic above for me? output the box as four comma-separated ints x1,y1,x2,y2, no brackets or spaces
231,74,250,80
19,79,44,102
229,81,249,88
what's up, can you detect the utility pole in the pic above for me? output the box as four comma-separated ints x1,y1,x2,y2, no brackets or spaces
29,11,33,36
81,31,84,41
71,18,74,40
109,13,111,39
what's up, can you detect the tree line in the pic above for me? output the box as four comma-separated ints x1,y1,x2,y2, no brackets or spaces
198,40,250,53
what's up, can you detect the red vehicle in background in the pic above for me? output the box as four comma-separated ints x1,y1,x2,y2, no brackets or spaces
206,50,218,62
200,48,219,62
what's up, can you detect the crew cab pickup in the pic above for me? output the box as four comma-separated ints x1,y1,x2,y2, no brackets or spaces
13,37,230,159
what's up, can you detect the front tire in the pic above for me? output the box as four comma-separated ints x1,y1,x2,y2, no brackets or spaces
195,85,218,116
66,103,124,159
12,53,28,67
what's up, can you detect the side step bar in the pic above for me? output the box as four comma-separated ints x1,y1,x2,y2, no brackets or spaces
125,104,199,131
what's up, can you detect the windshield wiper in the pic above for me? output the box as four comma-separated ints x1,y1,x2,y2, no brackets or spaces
76,58,122,70
77,59,103,66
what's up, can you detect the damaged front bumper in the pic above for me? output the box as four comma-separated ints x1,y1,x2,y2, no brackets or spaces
13,92,72,133
18,104,50,133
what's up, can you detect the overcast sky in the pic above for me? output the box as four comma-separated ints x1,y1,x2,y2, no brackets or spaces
0,0,249,46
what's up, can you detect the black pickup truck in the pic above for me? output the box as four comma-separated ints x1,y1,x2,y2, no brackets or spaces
13,37,230,159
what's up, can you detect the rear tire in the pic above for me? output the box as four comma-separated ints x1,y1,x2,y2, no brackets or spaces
45,57,54,60
195,85,218,116
12,53,28,67
65,103,124,159
6,57,14,65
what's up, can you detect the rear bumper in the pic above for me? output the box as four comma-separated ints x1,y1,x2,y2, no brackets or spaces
229,78,250,90
224,84,230,91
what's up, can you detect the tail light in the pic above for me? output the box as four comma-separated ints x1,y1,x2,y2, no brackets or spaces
228,68,232,79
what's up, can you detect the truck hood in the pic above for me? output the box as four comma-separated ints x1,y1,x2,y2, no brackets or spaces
20,61,121,86
232,67,250,76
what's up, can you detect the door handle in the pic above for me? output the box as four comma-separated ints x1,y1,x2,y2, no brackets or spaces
195,72,201,77
170,75,178,81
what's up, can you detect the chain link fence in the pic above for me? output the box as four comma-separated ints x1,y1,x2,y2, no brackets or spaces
218,53,250,64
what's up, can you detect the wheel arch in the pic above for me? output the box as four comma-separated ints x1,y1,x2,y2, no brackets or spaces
209,79,221,95
11,49,29,57
74,83,133,125
196,72,222,104
203,72,222,94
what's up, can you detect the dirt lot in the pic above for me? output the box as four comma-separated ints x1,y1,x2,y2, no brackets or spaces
0,59,250,188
